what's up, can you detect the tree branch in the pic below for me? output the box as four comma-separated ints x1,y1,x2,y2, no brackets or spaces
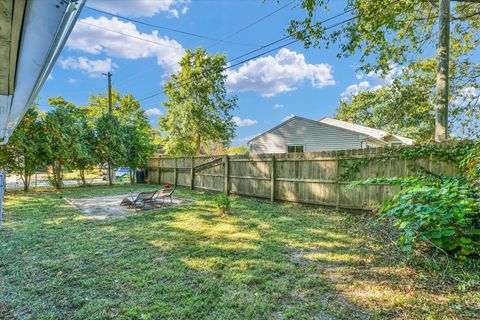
453,11,480,19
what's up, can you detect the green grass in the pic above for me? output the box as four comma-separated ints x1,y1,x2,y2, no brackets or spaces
1,185,479,319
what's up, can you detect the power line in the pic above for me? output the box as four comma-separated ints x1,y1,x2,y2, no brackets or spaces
226,39,299,70
84,6,260,48
136,39,298,103
227,8,354,63
77,21,185,49
113,1,295,87
204,1,294,51
138,14,357,102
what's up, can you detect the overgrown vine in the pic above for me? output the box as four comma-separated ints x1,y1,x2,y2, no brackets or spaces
344,141,480,258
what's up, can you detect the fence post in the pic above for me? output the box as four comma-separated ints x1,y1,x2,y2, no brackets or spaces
335,151,341,210
157,158,161,185
190,157,194,190
223,155,229,194
174,158,178,187
0,172,4,228
270,155,276,202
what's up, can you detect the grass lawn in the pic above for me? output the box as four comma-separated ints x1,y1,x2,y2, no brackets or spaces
1,185,479,319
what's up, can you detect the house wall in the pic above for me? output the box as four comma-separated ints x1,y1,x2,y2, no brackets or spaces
248,117,367,154
364,138,385,148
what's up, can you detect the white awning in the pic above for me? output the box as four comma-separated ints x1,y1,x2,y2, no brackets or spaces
0,0,85,144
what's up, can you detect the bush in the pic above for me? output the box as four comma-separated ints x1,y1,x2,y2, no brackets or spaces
349,177,480,258
214,192,231,215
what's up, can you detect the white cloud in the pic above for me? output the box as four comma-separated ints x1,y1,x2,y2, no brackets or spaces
145,108,163,116
59,57,116,77
88,0,190,18
282,114,295,122
341,81,371,99
341,64,403,100
226,48,335,97
67,78,78,84
47,74,53,81
452,86,480,107
67,16,185,75
233,116,257,127
273,104,284,109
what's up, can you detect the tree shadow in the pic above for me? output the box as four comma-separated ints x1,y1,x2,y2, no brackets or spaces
1,186,478,319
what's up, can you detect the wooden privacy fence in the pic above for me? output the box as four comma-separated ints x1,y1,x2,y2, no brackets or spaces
146,148,460,210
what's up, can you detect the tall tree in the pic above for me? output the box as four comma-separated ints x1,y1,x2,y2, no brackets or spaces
42,97,83,189
72,110,99,186
123,126,155,184
287,0,480,141
88,91,155,183
0,106,44,192
95,113,126,185
160,47,237,156
336,78,435,143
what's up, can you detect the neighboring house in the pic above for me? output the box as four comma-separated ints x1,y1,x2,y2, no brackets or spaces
247,116,414,154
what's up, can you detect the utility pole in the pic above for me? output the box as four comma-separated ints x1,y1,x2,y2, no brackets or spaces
103,72,114,185
107,72,112,113
435,0,450,143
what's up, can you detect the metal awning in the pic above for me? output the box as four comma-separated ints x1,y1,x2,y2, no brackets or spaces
0,0,85,144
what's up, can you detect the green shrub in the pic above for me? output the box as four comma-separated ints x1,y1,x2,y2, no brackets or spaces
214,192,231,215
348,177,480,258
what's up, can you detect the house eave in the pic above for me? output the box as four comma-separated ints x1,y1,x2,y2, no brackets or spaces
0,0,85,144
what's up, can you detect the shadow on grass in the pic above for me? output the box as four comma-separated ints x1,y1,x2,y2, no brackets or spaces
1,185,478,319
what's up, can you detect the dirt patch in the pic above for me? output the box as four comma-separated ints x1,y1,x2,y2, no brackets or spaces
65,194,194,220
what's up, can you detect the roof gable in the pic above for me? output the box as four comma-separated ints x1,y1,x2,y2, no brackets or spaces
319,117,414,144
248,116,368,145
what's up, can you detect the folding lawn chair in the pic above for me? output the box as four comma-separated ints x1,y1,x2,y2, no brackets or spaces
154,186,176,206
120,190,157,211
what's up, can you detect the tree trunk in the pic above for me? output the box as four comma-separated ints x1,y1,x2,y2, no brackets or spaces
130,168,135,185
53,161,63,189
23,173,30,192
195,134,202,156
108,161,113,186
435,0,450,143
79,168,86,186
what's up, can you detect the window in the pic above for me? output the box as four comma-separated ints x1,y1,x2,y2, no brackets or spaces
287,145,304,153
361,141,375,149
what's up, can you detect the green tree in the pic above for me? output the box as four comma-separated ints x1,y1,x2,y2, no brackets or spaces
42,97,83,189
87,91,151,127
123,125,155,184
73,111,99,186
110,93,155,181
96,113,126,186
226,145,250,155
336,78,435,142
288,0,480,140
88,91,155,183
0,106,44,192
160,47,237,156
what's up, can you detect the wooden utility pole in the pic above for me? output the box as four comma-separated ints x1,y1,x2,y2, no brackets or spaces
107,72,112,113
104,72,114,185
435,0,450,143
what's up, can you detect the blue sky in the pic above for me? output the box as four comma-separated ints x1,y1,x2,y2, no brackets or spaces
39,0,401,146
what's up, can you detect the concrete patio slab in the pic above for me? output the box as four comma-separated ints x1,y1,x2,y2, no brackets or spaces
65,193,194,220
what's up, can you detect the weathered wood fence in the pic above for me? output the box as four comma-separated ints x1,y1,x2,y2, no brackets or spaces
146,148,459,210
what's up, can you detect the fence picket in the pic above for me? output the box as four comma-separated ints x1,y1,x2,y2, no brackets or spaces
148,148,459,210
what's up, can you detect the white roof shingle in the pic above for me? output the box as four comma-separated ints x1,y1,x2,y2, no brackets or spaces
319,117,414,145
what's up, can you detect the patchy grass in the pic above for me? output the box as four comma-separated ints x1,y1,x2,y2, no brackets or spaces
1,185,479,319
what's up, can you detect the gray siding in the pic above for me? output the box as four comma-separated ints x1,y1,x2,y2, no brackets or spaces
249,117,367,154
